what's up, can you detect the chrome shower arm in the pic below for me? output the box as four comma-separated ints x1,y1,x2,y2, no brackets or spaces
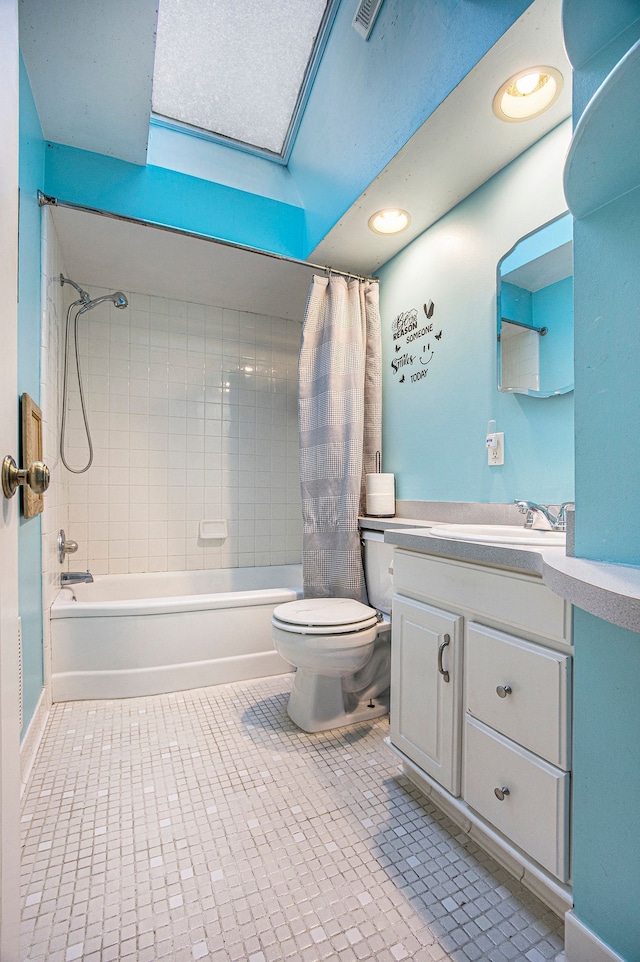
60,273,90,304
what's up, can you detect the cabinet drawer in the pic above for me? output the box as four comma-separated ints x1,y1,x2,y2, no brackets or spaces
464,716,570,881
466,623,571,769
394,550,570,645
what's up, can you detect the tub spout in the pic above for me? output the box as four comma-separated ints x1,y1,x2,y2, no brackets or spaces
61,571,94,586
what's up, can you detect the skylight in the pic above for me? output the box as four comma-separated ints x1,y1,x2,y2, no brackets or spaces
152,0,335,160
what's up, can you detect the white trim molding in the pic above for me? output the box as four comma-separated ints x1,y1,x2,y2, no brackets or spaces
20,688,50,800
565,911,628,962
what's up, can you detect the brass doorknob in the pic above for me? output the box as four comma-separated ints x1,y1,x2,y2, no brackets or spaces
2,456,50,499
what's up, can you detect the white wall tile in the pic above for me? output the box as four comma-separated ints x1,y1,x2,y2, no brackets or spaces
47,284,302,574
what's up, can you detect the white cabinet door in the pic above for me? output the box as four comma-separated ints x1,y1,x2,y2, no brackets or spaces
390,595,463,795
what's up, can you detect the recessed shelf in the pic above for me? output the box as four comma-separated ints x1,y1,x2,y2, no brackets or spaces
564,37,640,219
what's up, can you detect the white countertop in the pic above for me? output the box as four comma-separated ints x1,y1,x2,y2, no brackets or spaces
382,526,640,634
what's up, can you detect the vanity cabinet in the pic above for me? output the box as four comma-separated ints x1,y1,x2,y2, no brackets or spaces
390,548,573,893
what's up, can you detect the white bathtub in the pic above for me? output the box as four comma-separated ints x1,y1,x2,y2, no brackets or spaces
50,565,302,701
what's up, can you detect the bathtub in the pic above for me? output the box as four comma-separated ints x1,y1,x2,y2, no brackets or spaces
50,565,302,701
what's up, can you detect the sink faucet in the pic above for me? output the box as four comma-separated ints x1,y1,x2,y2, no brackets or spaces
514,500,564,531
60,571,94,586
555,502,575,532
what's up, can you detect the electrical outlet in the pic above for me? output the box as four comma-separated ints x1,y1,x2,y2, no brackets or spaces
488,432,504,466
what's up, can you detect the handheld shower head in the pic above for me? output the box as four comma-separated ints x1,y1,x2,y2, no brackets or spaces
78,291,129,314
61,275,129,313
60,280,129,475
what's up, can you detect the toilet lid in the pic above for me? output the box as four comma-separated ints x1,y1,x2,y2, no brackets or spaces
272,598,378,633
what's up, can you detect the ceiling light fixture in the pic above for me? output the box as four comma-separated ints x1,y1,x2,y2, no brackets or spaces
368,208,411,235
493,66,563,123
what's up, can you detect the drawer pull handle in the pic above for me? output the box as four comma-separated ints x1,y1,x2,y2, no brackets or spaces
494,786,510,801
438,634,450,683
496,685,512,698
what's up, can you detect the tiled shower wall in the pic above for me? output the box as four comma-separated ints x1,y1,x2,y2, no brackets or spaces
39,225,303,578
59,285,302,575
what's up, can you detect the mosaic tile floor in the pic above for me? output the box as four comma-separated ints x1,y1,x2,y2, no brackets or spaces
20,675,565,962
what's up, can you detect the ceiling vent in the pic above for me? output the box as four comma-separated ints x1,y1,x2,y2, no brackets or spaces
353,0,385,40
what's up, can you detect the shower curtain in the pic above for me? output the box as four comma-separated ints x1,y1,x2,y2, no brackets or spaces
299,274,382,601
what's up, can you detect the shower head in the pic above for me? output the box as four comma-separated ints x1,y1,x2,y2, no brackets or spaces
61,275,128,313
78,291,129,314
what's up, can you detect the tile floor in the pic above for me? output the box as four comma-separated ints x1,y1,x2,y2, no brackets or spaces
20,675,565,962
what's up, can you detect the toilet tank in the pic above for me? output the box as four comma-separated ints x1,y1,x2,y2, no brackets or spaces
361,529,395,614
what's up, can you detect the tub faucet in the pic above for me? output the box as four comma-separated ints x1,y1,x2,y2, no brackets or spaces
61,571,94,586
514,500,559,530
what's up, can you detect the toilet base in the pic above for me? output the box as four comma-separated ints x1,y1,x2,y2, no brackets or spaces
287,668,389,733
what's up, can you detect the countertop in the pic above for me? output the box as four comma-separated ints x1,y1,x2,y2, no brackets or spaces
378,523,640,634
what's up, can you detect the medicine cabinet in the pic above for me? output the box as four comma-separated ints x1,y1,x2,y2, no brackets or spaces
497,212,573,397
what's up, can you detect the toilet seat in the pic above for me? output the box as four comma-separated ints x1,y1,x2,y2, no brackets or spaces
272,598,378,635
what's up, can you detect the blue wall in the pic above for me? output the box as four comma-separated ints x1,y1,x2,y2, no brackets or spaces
290,0,534,252
536,277,573,394
18,54,45,736
574,187,640,566
378,122,574,504
572,608,640,961
502,275,574,395
563,4,640,958
44,143,307,259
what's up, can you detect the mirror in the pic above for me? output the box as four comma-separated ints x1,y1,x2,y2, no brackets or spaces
497,213,573,397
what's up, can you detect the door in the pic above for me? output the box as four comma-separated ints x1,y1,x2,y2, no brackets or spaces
390,594,463,795
0,0,23,957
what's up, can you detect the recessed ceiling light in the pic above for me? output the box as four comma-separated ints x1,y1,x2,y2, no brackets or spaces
368,209,411,235
493,67,563,123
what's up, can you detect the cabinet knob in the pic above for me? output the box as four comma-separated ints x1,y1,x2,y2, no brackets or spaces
494,786,510,801
496,685,512,698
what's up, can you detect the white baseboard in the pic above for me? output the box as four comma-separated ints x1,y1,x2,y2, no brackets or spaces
20,688,50,799
565,911,628,962
386,739,573,919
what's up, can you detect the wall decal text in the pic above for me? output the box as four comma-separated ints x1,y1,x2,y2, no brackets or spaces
390,300,444,386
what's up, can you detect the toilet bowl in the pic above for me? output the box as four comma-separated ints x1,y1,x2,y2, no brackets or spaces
272,530,394,733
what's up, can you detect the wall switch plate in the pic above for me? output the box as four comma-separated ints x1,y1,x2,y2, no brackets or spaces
488,432,504,465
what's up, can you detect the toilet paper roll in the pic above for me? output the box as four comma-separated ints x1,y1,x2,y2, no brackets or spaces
365,473,395,517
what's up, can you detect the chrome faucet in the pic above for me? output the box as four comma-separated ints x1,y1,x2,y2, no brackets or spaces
515,500,556,530
555,502,575,532
60,571,94,586
514,500,572,531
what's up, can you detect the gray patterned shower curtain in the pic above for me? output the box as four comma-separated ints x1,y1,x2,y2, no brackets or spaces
298,274,382,601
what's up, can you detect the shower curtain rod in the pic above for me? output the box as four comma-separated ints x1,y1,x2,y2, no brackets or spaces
37,192,378,283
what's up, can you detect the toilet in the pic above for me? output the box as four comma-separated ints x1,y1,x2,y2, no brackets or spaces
272,529,394,733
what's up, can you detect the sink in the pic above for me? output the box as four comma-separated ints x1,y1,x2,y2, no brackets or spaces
429,523,566,546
